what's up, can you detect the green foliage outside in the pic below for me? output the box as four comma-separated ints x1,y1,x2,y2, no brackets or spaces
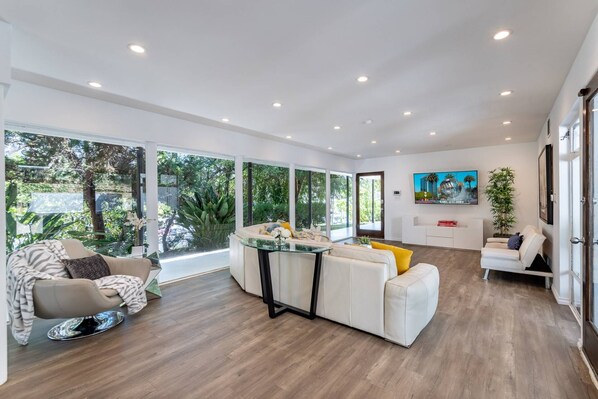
5,131,142,256
243,163,289,225
359,177,382,224
5,131,354,256
295,169,326,229
177,187,235,251
157,150,235,256
484,167,516,235
330,173,353,231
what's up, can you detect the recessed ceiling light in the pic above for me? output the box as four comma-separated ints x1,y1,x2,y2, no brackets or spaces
333,125,341,130
221,118,229,123
505,137,512,141
371,140,377,144
503,120,512,125
403,111,412,116
363,119,373,125
493,30,511,40
500,90,513,96
272,102,282,108
429,131,436,136
286,135,292,139
357,154,362,158
128,44,146,54
395,150,401,153
327,146,333,150
88,81,102,88
357,76,369,83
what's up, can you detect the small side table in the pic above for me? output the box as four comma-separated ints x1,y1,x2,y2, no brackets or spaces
118,252,162,300
241,238,331,319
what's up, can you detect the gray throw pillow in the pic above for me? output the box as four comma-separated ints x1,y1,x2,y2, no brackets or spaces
507,234,524,250
62,254,111,280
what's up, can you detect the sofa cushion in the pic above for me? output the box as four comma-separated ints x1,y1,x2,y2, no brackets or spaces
481,247,520,260
62,254,112,280
330,244,397,278
371,241,413,275
519,232,546,268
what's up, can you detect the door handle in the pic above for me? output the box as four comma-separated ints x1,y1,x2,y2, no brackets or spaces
570,237,585,244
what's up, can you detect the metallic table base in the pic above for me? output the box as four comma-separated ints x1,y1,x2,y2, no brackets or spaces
47,311,124,341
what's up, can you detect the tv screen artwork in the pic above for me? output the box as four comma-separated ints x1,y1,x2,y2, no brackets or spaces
413,170,478,205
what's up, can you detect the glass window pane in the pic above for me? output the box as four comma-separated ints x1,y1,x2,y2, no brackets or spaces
243,162,289,226
295,169,326,229
5,130,144,256
330,172,353,240
157,150,235,257
573,275,581,317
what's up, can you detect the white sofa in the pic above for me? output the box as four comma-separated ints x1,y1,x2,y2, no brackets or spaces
481,225,551,288
229,224,440,347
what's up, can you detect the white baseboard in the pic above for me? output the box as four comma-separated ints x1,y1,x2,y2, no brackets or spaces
551,284,570,305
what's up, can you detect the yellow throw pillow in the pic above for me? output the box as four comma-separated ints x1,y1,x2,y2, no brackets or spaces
278,221,295,237
371,241,413,275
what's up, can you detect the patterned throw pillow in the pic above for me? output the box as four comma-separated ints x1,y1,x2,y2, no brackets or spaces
507,234,524,250
62,254,111,280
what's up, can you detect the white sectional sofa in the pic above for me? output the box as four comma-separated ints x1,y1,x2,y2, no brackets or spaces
229,224,440,347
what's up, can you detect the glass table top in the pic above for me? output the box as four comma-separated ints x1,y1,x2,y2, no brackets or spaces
241,237,331,254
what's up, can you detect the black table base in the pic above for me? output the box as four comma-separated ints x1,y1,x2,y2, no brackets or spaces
257,248,323,319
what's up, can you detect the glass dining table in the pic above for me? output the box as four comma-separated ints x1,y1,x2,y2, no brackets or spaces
241,238,331,320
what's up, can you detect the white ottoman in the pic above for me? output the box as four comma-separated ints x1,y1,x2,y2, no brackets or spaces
384,263,439,347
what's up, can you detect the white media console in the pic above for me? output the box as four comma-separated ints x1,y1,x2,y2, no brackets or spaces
402,216,483,250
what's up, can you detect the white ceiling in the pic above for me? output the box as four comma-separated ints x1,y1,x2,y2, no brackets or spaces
1,0,597,158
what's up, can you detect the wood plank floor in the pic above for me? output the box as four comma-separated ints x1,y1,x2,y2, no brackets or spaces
2,244,597,398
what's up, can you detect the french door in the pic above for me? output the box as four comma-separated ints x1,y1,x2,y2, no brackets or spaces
582,71,598,372
568,117,582,321
356,171,384,238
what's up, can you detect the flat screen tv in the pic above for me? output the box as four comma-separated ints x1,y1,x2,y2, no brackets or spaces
413,170,478,205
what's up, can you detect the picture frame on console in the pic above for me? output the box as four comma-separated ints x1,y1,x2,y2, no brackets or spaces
538,144,553,224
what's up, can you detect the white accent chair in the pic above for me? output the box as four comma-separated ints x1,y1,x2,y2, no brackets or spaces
481,225,551,288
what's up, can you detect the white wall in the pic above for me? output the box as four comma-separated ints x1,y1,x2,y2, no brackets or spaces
355,142,538,242
537,13,598,304
0,20,11,387
5,81,355,173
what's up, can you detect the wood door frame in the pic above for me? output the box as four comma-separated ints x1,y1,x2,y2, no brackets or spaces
356,171,384,238
581,71,598,373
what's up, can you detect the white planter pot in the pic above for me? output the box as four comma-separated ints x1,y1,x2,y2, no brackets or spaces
131,246,144,257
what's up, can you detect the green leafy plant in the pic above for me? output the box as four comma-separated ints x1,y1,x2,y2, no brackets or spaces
358,236,371,245
177,187,235,251
484,167,516,236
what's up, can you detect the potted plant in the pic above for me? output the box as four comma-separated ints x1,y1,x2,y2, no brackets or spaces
358,236,371,247
126,212,147,256
484,167,516,237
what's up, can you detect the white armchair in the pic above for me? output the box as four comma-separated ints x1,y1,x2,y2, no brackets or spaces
481,226,551,289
